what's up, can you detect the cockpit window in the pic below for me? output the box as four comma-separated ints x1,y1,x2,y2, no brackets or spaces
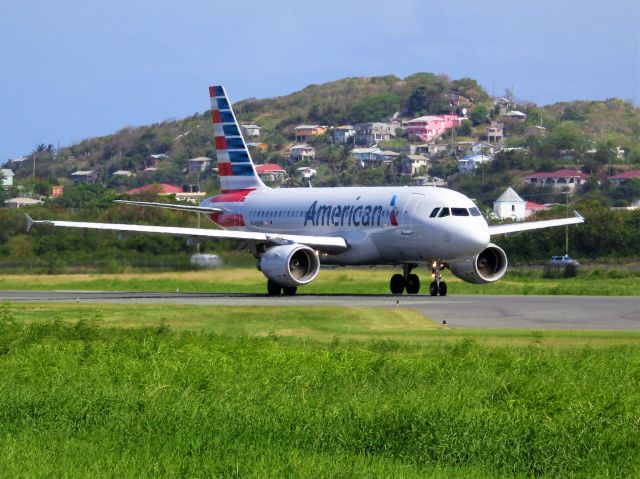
438,207,450,218
469,207,482,217
451,207,470,216
429,207,440,218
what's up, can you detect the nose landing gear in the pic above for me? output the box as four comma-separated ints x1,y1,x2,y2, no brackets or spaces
429,262,447,296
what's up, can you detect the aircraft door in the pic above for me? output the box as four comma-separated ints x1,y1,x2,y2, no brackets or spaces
400,193,424,235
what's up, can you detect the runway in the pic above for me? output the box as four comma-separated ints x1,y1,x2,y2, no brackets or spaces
1,290,638,330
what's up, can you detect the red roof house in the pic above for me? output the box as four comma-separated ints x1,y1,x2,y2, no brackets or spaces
255,163,286,182
609,169,640,186
523,169,588,190
127,183,183,195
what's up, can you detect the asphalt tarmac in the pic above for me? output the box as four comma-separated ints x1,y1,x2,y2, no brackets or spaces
1,290,638,330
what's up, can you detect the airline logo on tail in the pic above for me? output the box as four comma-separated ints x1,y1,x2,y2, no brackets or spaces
209,85,265,193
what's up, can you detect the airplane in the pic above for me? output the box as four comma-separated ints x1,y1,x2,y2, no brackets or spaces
27,85,584,296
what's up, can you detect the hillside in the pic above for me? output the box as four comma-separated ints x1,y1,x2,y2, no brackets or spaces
4,72,640,207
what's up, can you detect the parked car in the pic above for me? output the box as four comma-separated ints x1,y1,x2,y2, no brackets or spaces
550,255,579,267
190,254,222,268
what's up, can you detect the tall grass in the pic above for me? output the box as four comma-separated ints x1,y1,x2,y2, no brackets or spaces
0,316,638,477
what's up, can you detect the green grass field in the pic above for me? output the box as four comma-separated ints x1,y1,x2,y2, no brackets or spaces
1,266,640,296
1,302,639,477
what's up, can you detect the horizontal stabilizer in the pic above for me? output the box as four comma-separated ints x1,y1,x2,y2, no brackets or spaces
489,211,584,236
26,217,348,253
113,200,223,214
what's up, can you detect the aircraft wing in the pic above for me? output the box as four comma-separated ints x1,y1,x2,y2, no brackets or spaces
489,211,584,236
113,200,223,214
25,215,348,253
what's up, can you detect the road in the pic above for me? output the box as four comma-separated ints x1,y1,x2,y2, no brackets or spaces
1,291,638,330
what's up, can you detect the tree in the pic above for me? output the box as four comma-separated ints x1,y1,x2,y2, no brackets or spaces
458,120,472,136
468,105,489,126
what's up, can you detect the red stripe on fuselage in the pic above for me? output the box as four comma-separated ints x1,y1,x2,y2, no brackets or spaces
211,189,255,202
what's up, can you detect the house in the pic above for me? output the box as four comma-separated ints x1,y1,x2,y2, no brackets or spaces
187,157,213,173
493,187,526,220
485,123,504,144
354,123,394,146
525,201,548,216
609,169,640,186
415,176,446,187
112,170,134,177
70,170,98,183
288,144,316,163
470,141,497,156
127,183,183,195
332,125,355,143
412,143,448,156
4,197,44,208
241,124,261,137
51,186,64,198
143,153,168,169
294,125,327,142
401,154,429,175
351,147,382,166
523,169,588,190
405,115,462,143
296,166,316,179
458,154,493,173
504,110,527,122
1,168,14,188
255,163,287,183
247,142,269,153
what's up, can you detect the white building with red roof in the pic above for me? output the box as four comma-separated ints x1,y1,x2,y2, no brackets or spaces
522,169,588,190
609,169,640,186
127,183,183,195
255,163,287,182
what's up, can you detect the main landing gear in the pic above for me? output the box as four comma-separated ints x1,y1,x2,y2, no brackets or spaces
389,263,421,295
267,279,297,296
389,262,447,296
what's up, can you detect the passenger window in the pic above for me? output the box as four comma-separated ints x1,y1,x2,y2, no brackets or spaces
429,208,440,218
451,208,470,216
469,207,481,216
438,208,450,218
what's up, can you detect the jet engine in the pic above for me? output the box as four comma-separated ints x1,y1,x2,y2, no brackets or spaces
448,243,508,284
258,244,320,287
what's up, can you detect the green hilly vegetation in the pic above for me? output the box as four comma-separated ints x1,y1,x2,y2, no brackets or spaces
0,303,639,477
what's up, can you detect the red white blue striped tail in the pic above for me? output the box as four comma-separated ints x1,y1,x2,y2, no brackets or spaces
209,85,267,193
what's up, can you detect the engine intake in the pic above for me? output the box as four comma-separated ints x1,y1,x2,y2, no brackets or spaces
258,244,320,287
448,243,508,284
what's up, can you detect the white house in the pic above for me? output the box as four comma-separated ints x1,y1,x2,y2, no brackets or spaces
458,154,493,173
332,125,355,143
1,168,14,187
187,157,213,173
296,167,316,179
493,187,526,220
288,144,316,163
241,124,261,137
402,154,429,175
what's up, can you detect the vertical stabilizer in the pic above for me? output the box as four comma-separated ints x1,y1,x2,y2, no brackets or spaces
209,85,267,193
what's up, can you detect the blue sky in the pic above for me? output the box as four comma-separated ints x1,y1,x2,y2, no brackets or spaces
1,0,638,162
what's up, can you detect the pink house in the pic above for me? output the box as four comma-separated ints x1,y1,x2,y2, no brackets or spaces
405,115,463,142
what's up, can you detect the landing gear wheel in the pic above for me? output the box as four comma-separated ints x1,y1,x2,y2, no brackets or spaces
405,274,420,295
438,281,447,296
390,274,405,295
429,281,438,296
267,279,282,296
282,286,297,296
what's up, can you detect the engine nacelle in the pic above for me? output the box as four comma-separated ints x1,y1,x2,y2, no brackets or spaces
448,243,508,284
258,244,320,287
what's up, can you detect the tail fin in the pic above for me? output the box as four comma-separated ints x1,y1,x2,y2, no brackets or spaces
209,85,267,193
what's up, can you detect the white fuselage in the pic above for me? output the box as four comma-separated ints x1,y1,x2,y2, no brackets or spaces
202,185,490,265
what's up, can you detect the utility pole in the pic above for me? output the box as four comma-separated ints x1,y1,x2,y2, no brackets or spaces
565,191,569,255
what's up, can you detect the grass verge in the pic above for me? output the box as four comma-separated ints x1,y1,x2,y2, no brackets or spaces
1,266,640,295
0,302,639,477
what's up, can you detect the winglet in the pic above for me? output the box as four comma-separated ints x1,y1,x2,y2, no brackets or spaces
573,210,584,221
25,214,35,232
